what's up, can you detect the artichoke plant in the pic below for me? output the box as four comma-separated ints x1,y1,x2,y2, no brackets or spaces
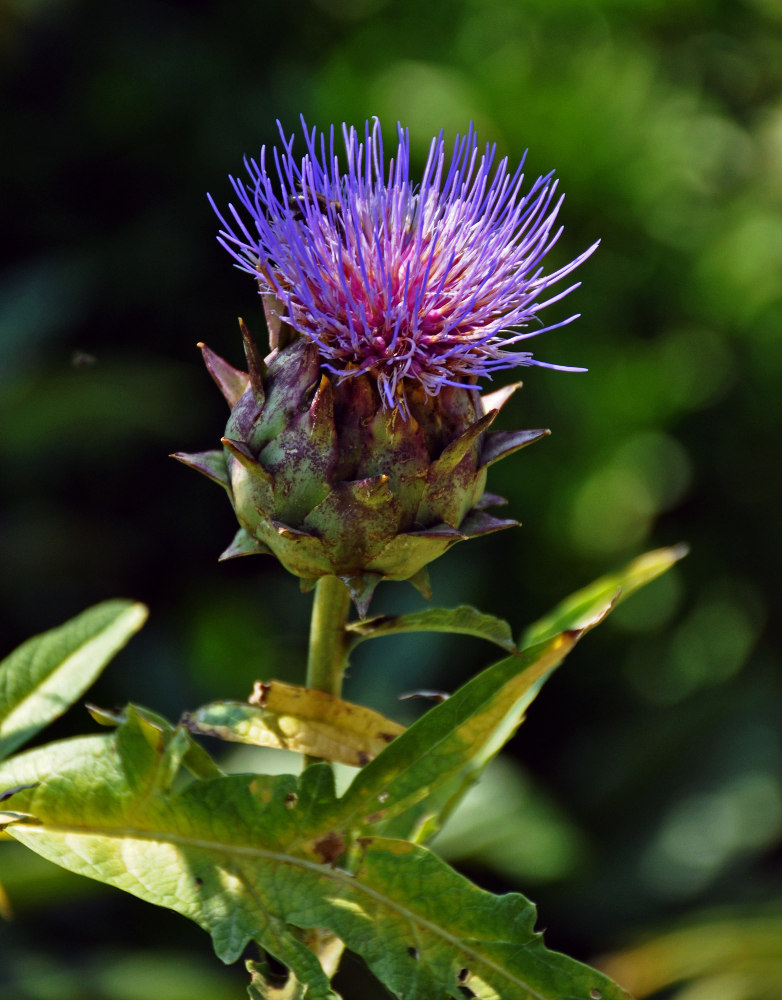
175,119,597,613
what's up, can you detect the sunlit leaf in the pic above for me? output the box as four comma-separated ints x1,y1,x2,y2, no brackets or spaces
342,547,686,838
0,734,110,790
346,605,516,653
338,630,584,832
185,681,404,767
3,709,628,1000
87,702,224,780
521,544,689,648
0,600,148,761
351,546,684,844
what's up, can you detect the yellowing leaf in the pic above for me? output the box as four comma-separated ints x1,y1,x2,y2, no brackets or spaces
184,681,404,767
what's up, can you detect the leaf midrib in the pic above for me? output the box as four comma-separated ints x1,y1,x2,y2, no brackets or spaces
11,820,548,999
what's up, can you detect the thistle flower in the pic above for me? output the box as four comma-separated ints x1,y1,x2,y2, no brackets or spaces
176,119,597,614
211,118,597,415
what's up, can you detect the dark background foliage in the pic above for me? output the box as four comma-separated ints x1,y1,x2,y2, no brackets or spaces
1,1,780,997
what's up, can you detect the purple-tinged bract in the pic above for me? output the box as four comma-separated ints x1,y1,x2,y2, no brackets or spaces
211,118,597,414
179,120,598,612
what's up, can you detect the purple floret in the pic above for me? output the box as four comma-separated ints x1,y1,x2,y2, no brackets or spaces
210,118,598,413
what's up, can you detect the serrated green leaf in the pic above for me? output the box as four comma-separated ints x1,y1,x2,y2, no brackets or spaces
346,605,516,653
0,600,148,761
342,836,628,1000
4,709,628,1000
520,543,689,649
3,711,342,997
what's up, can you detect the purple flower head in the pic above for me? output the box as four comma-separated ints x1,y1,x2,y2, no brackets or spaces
210,118,598,414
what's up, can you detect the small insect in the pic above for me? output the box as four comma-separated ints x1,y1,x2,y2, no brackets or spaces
398,689,450,703
71,350,97,368
289,190,337,222
0,783,38,803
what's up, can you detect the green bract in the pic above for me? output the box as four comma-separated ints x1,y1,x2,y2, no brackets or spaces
175,323,548,614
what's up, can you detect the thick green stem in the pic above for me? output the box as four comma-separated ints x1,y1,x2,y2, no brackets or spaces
304,576,351,767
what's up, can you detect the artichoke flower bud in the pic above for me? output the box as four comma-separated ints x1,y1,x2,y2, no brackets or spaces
175,320,547,615
176,118,597,614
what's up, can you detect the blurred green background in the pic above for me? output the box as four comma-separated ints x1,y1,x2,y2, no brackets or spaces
1,0,780,997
